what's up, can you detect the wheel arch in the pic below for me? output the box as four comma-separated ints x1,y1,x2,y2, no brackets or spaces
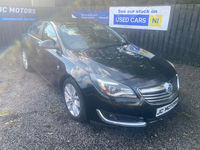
58,62,92,96
59,74,72,96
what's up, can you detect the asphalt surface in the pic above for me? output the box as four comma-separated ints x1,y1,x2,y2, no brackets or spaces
0,44,200,150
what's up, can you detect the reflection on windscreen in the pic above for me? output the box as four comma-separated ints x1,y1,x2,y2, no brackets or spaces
59,23,127,50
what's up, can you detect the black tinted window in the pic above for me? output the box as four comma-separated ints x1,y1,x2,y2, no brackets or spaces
29,22,43,39
42,23,57,41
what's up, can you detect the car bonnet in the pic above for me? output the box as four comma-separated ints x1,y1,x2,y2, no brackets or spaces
70,44,175,82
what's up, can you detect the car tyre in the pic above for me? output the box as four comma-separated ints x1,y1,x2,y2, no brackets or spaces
63,77,87,122
22,50,32,72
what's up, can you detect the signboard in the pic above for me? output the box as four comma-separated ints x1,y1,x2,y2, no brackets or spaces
127,44,154,59
72,11,109,24
0,6,38,21
109,6,171,30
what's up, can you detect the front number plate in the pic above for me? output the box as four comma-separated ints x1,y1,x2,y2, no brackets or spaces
156,98,178,117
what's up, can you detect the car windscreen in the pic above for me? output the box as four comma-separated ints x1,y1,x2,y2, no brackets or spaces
58,23,127,50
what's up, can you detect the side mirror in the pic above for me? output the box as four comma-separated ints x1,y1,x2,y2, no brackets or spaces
39,40,59,49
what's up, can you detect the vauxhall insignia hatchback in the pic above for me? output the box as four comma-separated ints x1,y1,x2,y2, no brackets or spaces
21,19,179,127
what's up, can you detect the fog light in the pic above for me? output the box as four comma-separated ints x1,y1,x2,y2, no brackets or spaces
109,114,118,120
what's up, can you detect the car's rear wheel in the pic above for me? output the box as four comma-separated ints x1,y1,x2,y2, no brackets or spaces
22,50,32,71
63,78,87,122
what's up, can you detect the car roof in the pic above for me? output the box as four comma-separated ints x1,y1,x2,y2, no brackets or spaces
41,18,103,25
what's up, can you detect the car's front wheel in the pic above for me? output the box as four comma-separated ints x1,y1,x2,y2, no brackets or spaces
63,78,87,122
22,50,32,71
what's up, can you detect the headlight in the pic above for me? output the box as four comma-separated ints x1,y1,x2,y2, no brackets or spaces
90,73,136,98
176,74,179,90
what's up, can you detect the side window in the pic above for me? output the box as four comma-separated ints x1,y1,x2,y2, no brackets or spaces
42,23,57,42
29,22,43,39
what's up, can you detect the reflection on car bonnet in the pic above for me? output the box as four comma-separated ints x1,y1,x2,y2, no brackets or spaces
126,44,155,59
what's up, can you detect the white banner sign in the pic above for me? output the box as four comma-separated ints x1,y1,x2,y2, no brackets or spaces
109,6,171,30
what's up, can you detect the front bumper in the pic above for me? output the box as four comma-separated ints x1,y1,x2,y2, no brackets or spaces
96,97,178,127
83,73,179,127
96,109,147,127
83,85,179,127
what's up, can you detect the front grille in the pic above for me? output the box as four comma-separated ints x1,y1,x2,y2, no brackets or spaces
138,75,178,105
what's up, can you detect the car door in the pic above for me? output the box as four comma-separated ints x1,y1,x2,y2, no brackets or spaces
37,22,63,88
27,22,44,68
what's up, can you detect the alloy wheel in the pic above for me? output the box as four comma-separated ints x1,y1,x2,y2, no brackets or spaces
64,83,81,117
22,51,28,70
